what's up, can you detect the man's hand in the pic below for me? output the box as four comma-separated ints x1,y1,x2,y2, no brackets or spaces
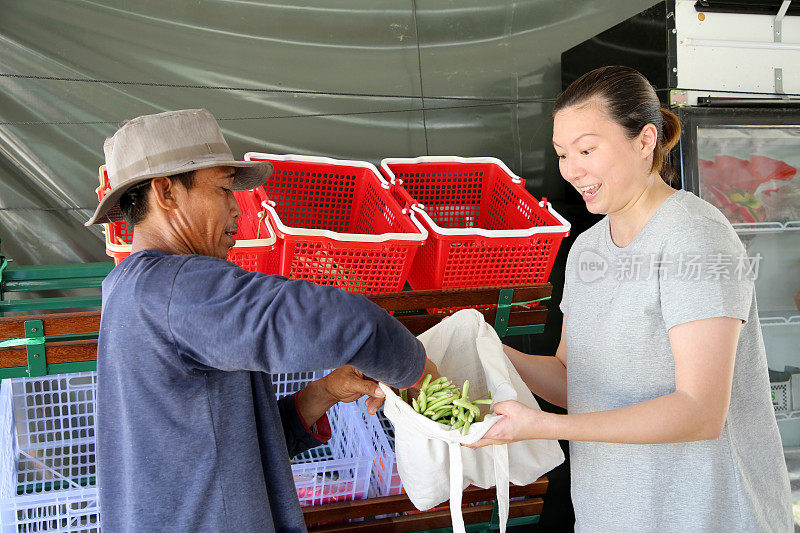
464,400,540,448
321,365,386,415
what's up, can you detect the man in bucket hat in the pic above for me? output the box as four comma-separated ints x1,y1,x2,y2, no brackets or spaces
89,109,437,531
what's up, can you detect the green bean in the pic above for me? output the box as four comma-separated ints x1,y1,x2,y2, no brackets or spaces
428,383,451,395
430,376,448,388
400,374,493,432
426,395,456,412
454,399,480,417
420,374,432,392
431,408,451,421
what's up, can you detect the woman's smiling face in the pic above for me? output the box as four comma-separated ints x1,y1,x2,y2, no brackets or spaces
553,99,653,216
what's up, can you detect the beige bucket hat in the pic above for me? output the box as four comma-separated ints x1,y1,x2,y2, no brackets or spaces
86,108,272,226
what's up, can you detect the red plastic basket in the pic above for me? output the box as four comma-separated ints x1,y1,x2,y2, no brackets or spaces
380,157,570,291
238,153,427,294
96,166,277,268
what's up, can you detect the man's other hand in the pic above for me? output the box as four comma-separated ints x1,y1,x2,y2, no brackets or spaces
321,365,385,414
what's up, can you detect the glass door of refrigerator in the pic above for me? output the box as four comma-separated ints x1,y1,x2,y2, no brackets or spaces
695,125,800,229
693,124,800,445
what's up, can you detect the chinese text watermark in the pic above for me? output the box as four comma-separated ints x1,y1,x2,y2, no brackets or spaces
577,250,762,282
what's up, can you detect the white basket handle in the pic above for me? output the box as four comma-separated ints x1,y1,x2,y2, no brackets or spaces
234,209,277,247
260,201,426,243
409,204,570,238
245,152,394,189
380,156,524,185
256,210,276,242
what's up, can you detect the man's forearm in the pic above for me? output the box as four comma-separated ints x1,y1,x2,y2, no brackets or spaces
295,380,337,427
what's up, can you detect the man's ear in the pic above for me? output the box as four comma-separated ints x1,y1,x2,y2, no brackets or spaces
150,176,179,211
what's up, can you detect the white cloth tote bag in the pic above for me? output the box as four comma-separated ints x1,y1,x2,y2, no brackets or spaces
379,309,565,533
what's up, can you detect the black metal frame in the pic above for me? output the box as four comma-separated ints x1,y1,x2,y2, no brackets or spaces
673,106,800,193
694,1,800,16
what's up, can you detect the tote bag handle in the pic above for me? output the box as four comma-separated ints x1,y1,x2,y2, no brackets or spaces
447,442,510,533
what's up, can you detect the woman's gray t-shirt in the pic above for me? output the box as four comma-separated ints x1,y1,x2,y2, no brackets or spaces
560,190,791,532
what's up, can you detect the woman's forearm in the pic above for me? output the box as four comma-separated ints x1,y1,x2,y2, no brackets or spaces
538,390,724,444
503,345,567,409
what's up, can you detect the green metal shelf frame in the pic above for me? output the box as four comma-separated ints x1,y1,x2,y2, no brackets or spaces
0,251,549,530
0,258,113,315
0,240,110,376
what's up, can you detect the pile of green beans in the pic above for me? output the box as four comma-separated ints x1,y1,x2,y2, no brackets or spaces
400,374,492,435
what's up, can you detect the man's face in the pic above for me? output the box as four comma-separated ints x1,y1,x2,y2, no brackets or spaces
171,166,241,259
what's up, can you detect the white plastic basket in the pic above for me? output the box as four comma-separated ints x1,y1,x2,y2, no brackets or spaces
272,372,375,506
0,487,99,533
0,373,97,499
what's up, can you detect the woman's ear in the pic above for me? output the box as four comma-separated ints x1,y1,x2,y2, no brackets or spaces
638,123,659,160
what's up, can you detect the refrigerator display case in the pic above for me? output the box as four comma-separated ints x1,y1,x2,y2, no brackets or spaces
676,105,800,445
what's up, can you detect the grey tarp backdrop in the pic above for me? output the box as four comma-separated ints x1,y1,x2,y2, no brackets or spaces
0,0,656,265
0,4,658,527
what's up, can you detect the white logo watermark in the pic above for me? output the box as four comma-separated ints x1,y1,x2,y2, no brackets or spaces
576,251,762,282
577,250,608,283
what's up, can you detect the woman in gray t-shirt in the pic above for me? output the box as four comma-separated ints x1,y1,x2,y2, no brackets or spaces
469,66,792,532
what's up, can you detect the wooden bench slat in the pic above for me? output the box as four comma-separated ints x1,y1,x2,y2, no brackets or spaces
0,311,101,339
0,340,97,368
301,479,548,524
396,308,547,335
307,497,544,533
367,285,552,311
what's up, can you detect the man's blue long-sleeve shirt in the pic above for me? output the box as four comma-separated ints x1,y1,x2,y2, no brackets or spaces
96,250,425,532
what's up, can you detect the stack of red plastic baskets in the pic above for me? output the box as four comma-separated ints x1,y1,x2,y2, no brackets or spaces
380,156,570,292
237,153,428,293
96,166,277,268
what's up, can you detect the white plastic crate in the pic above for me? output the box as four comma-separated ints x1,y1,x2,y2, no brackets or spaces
357,404,403,497
272,372,375,506
772,380,791,413
0,487,99,533
0,373,97,499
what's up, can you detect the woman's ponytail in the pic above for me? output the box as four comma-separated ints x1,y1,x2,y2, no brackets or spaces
654,108,682,184
660,108,681,152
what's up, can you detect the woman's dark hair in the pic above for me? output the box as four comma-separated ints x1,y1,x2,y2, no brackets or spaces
553,65,681,184
119,170,195,226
